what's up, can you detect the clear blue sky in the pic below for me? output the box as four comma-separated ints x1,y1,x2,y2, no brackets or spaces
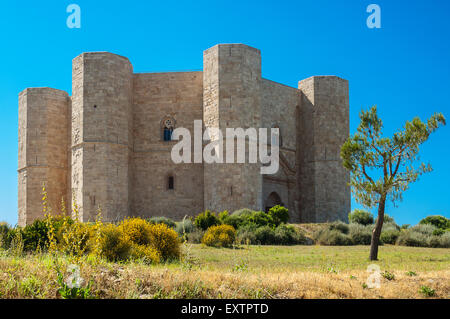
0,0,449,226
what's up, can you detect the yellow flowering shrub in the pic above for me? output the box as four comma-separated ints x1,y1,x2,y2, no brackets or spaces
202,225,236,248
99,224,132,262
119,217,180,261
130,244,161,264
119,218,152,246
147,223,181,261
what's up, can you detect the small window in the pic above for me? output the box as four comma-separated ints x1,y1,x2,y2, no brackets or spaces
162,118,175,141
163,127,173,141
168,176,174,190
271,124,282,147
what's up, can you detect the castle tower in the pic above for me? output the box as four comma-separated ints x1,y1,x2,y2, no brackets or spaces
297,76,350,222
18,88,70,226
71,52,133,222
203,44,263,212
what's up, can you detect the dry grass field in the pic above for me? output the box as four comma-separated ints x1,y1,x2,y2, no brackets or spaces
0,244,449,299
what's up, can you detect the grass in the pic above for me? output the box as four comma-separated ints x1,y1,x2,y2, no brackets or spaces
0,244,449,299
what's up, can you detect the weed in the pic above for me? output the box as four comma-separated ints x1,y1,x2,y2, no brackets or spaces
419,285,436,297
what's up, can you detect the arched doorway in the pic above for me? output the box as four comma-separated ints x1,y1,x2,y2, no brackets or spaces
265,192,283,212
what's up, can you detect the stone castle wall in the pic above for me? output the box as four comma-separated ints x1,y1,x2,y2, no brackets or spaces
18,88,69,225
18,44,350,226
131,72,204,220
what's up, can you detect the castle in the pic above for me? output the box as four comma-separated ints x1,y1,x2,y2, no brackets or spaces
18,43,350,226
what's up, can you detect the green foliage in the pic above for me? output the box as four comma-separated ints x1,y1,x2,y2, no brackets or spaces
329,221,350,234
381,271,395,281
201,225,236,248
439,232,450,248
236,224,257,245
409,224,437,236
348,223,372,245
248,211,273,228
236,224,305,245
432,229,445,236
396,229,430,247
268,205,289,226
0,222,12,249
405,271,417,276
348,209,374,225
55,265,94,299
194,210,221,231
313,228,352,246
148,216,176,229
254,226,276,245
175,218,195,235
99,224,132,262
419,215,450,230
232,208,255,216
380,229,400,245
341,106,445,209
273,224,306,245
185,229,205,244
383,214,395,223
419,286,436,297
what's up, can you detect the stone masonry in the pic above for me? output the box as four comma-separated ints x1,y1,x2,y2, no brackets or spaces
18,43,350,226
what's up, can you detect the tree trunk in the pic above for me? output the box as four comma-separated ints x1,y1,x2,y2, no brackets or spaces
369,195,386,261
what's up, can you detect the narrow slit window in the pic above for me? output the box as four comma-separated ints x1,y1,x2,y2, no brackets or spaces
168,176,174,190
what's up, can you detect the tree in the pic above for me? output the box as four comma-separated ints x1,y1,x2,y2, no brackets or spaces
340,106,445,260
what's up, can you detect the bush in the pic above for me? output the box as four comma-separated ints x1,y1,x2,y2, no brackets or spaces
21,219,51,252
175,218,195,235
349,223,372,245
146,223,181,260
383,214,395,223
57,218,94,256
148,216,176,229
120,218,153,246
396,229,429,247
420,215,450,230
274,224,306,245
202,225,236,248
185,229,205,244
314,228,352,246
329,221,350,234
254,226,276,245
348,209,374,225
439,232,450,248
0,222,12,249
432,229,445,236
248,211,274,228
120,218,180,260
221,214,246,229
194,210,221,231
232,208,255,217
130,244,161,264
99,224,132,262
428,236,442,248
268,205,289,226
236,224,257,245
409,224,437,236
382,222,400,232
380,229,400,245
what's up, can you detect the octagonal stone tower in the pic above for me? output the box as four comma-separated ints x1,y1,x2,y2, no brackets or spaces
203,44,263,212
297,76,351,222
71,52,133,222
18,88,70,226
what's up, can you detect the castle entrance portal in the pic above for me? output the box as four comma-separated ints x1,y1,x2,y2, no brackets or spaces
265,192,283,212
